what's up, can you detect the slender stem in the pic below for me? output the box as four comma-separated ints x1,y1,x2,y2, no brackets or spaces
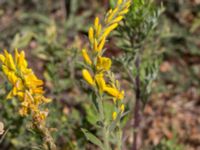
27,91,56,150
103,127,110,150
34,122,57,150
117,125,122,150
98,95,110,150
133,54,141,150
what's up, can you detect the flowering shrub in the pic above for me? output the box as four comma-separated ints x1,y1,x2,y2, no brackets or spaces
0,49,56,149
81,0,131,149
0,49,51,121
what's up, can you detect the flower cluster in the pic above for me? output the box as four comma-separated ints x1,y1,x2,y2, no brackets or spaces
0,49,51,122
82,0,131,120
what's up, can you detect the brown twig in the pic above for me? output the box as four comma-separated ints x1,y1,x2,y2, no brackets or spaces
132,54,141,150
34,122,57,150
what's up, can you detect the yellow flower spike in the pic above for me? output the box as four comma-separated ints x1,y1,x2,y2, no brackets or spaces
81,0,130,129
0,49,51,123
100,23,118,41
82,49,92,65
112,111,117,120
95,73,106,94
88,27,94,44
82,69,95,86
96,56,112,72
120,104,125,113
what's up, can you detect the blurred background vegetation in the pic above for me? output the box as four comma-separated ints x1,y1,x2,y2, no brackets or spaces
0,0,199,150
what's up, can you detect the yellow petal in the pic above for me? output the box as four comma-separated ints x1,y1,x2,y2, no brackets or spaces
7,53,16,71
2,65,9,76
88,27,94,44
97,37,106,52
82,69,95,86
100,23,118,41
96,56,112,72
96,24,102,37
7,72,18,85
95,73,106,93
93,39,98,52
106,8,119,24
0,54,5,63
94,17,99,31
104,87,124,100
82,49,92,65
18,51,28,70
112,16,124,24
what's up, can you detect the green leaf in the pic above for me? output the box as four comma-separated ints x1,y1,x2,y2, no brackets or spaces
85,104,99,126
81,128,104,150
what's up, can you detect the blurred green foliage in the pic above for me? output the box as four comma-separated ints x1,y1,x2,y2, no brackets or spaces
0,0,199,149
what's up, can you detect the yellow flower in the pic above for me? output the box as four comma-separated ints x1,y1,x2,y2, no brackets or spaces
93,39,98,52
82,69,95,86
96,56,112,72
0,49,51,122
97,37,106,52
111,16,124,24
100,23,118,41
82,49,92,65
104,87,124,100
95,73,106,93
112,111,117,120
94,17,99,31
81,0,130,122
88,27,94,44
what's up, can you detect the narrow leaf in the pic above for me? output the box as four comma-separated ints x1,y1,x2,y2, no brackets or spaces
81,128,104,150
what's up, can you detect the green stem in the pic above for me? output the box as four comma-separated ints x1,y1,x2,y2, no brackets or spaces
103,127,110,150
117,126,122,150
34,122,57,150
98,95,110,150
